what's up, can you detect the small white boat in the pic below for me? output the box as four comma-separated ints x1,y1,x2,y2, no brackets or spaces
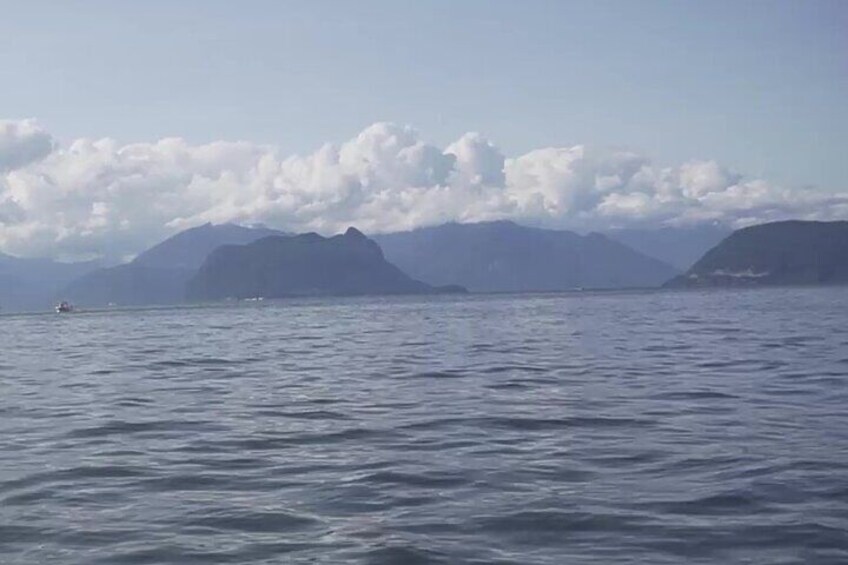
55,301,74,313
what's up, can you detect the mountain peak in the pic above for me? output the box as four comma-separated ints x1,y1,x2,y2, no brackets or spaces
344,227,366,238
61,223,290,307
186,229,451,300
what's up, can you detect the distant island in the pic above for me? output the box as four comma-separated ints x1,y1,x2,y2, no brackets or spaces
186,228,463,300
665,220,848,288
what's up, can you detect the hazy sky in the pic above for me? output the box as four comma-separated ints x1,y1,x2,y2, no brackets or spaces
1,0,846,259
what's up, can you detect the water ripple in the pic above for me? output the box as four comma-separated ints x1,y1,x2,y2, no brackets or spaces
1,288,847,564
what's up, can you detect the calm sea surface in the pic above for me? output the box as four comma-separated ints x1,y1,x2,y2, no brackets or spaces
1,288,847,564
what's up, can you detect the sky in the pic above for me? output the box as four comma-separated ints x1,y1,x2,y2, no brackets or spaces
0,0,846,260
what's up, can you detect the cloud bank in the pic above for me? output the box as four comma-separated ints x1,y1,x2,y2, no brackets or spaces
0,119,845,260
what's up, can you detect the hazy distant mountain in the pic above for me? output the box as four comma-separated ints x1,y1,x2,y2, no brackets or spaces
63,223,287,307
0,253,102,313
665,220,848,288
372,221,679,292
187,228,463,301
134,223,285,270
605,225,731,270
63,264,196,307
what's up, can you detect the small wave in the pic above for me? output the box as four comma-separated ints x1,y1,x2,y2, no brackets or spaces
474,509,644,540
480,364,549,374
186,510,319,533
138,473,243,493
0,524,45,547
222,427,397,452
63,419,217,439
352,470,470,489
252,408,353,420
360,545,451,565
406,370,466,379
654,390,739,400
644,490,770,516
1,465,149,495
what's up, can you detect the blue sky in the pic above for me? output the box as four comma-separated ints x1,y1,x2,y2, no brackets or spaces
2,0,845,189
0,0,846,258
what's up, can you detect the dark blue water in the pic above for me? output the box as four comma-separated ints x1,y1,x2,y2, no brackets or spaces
1,288,847,564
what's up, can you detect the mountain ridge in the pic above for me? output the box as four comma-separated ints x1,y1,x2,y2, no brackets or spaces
62,223,289,307
186,227,463,300
372,220,679,292
665,220,848,288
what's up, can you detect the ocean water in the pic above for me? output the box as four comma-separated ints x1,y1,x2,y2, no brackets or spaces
1,288,847,564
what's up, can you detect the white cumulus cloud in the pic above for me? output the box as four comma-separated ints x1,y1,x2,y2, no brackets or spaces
0,119,55,172
0,119,845,260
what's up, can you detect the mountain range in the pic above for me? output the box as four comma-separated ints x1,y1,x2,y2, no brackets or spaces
372,221,679,292
4,218,842,313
